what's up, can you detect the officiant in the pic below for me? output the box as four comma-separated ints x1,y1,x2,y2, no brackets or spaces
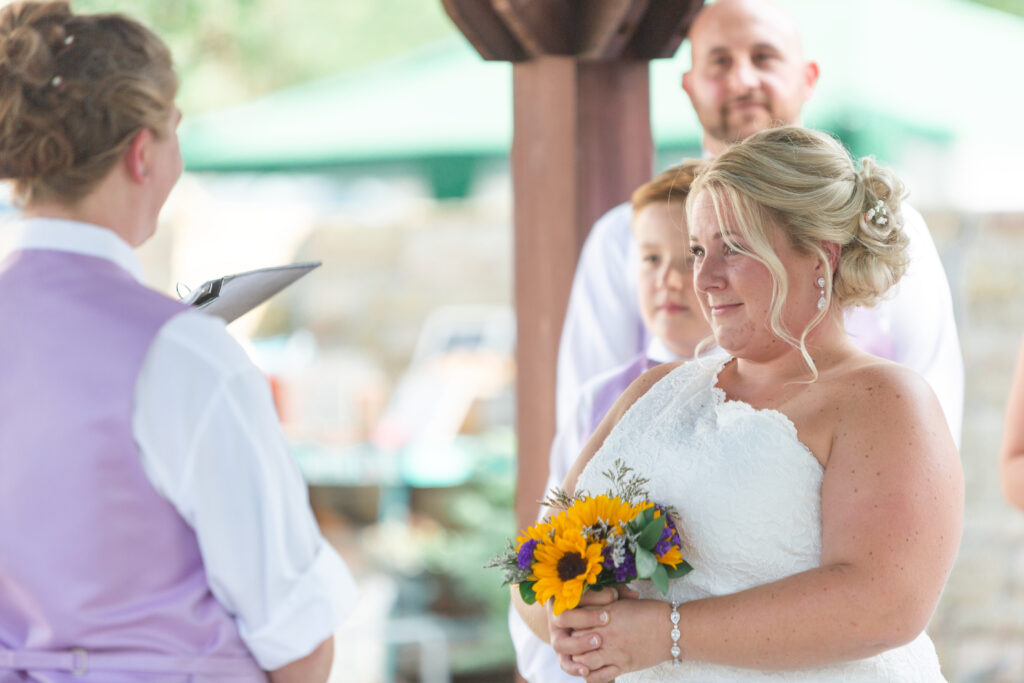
0,2,355,680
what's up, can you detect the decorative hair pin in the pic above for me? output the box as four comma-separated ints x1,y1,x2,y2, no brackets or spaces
47,35,75,89
865,200,888,226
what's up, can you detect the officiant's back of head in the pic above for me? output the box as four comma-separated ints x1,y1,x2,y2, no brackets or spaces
0,0,177,207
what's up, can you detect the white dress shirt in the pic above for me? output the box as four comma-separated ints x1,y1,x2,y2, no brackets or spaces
12,218,359,671
556,201,965,445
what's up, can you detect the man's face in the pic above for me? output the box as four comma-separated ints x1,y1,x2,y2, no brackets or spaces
682,0,818,156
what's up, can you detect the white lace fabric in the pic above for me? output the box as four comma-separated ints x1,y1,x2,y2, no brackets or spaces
576,356,945,682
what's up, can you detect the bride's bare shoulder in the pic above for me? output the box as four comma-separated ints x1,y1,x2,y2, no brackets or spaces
835,356,931,397
828,355,945,433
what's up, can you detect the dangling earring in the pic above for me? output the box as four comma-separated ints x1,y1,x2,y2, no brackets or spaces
816,276,826,311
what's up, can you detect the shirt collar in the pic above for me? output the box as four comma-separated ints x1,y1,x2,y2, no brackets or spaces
646,337,726,365
647,337,684,364
11,217,143,283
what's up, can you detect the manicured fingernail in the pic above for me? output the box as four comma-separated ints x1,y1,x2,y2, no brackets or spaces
590,636,599,646
578,667,587,676
600,611,609,624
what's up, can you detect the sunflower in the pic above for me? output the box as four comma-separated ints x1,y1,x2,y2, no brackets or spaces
515,521,553,551
566,494,650,532
656,545,685,569
530,524,605,615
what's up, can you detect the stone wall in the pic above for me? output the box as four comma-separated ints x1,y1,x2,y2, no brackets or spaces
927,211,1024,682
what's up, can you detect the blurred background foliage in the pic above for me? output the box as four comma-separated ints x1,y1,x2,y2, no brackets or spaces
66,0,1023,115
71,0,457,113
975,0,1024,14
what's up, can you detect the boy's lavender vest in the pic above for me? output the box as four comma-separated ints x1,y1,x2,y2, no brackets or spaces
584,354,656,438
0,249,264,681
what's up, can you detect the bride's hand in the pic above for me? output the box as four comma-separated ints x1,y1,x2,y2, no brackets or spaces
564,597,673,683
547,587,620,678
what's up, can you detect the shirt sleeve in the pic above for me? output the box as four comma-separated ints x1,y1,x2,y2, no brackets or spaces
507,606,580,683
555,203,647,427
877,204,965,446
545,386,592,502
132,310,359,670
509,383,603,683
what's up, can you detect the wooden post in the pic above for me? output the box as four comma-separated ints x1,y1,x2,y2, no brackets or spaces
510,57,652,531
442,0,703,590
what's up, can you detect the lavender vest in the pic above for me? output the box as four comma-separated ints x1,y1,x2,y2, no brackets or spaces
0,249,264,681
584,354,655,439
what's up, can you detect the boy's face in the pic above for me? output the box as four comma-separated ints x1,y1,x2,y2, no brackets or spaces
634,201,711,357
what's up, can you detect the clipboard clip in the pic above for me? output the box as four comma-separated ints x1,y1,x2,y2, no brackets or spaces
187,278,223,308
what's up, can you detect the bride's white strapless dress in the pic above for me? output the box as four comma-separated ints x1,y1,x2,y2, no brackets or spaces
575,356,945,682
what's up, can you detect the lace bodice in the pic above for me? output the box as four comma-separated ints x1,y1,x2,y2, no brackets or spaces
576,356,945,682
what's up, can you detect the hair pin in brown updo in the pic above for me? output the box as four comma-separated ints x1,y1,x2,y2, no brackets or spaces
47,34,73,88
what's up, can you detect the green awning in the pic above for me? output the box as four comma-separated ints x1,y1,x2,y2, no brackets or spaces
180,0,1024,196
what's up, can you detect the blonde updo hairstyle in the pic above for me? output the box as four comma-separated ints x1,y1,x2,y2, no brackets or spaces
0,1,177,206
686,126,910,377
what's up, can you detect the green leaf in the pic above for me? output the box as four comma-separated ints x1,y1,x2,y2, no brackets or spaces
636,514,666,550
635,546,658,579
651,564,669,594
519,581,537,605
667,560,694,579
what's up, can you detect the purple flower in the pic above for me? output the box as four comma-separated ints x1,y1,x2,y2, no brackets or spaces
602,546,637,583
517,539,539,570
655,525,674,556
613,554,636,582
654,506,681,557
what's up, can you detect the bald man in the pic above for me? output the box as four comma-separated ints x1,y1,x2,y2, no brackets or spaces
683,0,819,155
511,1,964,680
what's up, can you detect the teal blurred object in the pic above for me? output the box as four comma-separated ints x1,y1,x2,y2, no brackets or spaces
294,431,514,489
178,0,1024,197
178,40,510,198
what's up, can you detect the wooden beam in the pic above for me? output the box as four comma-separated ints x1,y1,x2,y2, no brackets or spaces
510,56,652,532
445,0,704,62
492,0,575,58
624,0,703,59
577,0,649,61
441,0,526,61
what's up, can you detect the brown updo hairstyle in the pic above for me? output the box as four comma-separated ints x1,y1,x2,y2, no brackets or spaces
686,126,910,377
0,1,177,206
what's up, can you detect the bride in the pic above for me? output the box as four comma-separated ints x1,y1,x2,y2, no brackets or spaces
514,126,962,682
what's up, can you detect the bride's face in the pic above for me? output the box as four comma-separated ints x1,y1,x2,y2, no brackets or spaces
689,191,819,361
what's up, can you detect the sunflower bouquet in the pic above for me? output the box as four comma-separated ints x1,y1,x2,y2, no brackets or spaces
487,459,692,615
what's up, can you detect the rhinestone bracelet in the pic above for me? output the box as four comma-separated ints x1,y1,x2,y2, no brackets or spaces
669,601,681,666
